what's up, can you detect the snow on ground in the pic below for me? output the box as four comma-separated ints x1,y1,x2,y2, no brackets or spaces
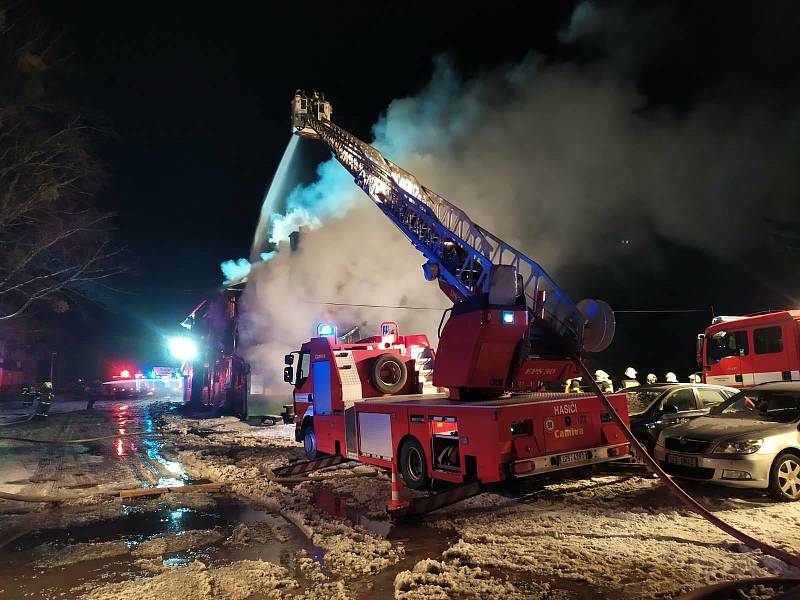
154,414,800,598
4,401,799,599
162,416,406,578
78,559,300,600
34,540,130,567
413,476,800,598
131,529,224,558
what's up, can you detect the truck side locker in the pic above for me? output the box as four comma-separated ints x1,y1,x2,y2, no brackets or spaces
334,350,363,459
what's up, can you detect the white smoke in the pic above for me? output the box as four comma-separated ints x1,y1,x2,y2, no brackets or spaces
220,258,252,284
269,207,320,245
240,2,800,389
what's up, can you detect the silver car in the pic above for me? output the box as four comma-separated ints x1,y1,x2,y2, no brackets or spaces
653,382,800,501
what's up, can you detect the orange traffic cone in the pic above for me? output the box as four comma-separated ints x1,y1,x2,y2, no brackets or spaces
387,465,411,510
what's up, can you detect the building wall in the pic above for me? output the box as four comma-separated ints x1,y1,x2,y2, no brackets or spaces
0,337,38,398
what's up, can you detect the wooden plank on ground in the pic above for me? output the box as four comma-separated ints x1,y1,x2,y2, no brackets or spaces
117,482,225,498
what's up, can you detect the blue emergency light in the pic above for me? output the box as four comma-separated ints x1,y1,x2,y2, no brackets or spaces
501,311,515,325
317,323,337,337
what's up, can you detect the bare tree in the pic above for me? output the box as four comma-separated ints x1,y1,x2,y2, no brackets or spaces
0,5,124,321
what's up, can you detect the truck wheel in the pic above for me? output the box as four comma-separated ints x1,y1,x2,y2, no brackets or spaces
399,438,430,490
302,424,320,460
371,353,408,394
768,452,800,502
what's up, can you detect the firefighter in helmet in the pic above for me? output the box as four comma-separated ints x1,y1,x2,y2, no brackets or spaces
594,370,613,393
564,377,582,393
618,367,639,390
34,381,54,420
665,372,678,383
646,373,657,385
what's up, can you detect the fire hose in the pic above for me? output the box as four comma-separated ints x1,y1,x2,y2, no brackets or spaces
0,431,156,444
573,357,800,570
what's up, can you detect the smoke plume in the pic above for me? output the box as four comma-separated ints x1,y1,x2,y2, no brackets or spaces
240,2,800,390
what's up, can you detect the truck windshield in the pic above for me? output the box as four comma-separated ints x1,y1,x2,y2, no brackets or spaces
710,390,800,423
706,330,748,364
296,352,310,385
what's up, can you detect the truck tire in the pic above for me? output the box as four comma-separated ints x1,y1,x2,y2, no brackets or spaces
302,423,320,460
768,452,800,502
399,438,430,490
371,353,408,395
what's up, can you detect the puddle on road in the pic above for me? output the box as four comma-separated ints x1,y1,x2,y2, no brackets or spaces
311,485,458,599
0,496,315,598
107,404,192,488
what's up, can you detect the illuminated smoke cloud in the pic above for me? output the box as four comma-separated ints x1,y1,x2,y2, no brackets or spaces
269,207,321,245
240,1,800,389
220,258,253,284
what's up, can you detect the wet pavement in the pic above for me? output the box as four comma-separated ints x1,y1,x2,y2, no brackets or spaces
0,397,187,500
0,399,319,597
0,497,314,598
0,397,458,598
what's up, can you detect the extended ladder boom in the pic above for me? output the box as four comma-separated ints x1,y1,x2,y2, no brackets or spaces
290,91,590,354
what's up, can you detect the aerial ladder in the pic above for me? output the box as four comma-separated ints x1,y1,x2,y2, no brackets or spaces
279,93,800,566
290,91,615,399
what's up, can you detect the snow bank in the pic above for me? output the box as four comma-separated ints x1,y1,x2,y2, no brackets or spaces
79,559,299,600
131,529,224,557
35,540,130,567
394,558,536,599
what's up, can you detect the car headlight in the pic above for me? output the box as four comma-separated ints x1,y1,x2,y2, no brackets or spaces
712,439,763,454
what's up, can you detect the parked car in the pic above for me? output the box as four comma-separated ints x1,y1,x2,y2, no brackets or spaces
654,382,800,501
626,383,738,453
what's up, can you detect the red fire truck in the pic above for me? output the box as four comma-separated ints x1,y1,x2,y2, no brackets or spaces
278,92,630,501
698,311,800,388
286,321,629,490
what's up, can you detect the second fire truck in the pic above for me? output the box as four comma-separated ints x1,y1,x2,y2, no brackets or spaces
698,311,800,388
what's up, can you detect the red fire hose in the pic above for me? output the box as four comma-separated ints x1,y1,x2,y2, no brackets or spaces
573,358,800,570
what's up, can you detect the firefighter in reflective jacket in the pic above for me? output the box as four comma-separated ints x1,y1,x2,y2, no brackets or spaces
594,370,613,393
564,377,582,393
618,367,639,390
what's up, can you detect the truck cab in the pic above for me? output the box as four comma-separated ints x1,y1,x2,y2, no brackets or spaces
698,311,800,388
284,322,435,458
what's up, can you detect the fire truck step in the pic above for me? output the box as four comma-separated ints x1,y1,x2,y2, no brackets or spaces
271,455,352,478
387,481,482,518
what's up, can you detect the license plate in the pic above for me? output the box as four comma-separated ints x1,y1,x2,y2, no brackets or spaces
667,454,697,467
558,451,590,465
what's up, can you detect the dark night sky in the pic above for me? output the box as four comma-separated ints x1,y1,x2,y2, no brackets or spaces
32,1,800,379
